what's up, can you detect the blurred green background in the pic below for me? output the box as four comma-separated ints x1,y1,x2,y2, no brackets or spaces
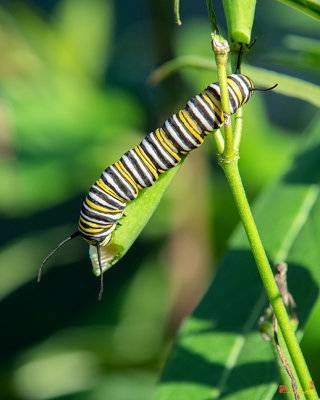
0,0,319,399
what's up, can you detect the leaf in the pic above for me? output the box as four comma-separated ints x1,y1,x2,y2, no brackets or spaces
150,56,320,107
90,160,184,275
275,0,320,21
284,34,320,55
152,115,320,400
56,0,114,79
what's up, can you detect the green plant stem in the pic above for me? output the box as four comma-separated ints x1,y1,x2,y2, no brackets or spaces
233,107,243,151
213,129,225,154
173,0,181,25
216,61,234,159
221,159,318,400
275,321,305,399
211,35,235,161
205,0,219,35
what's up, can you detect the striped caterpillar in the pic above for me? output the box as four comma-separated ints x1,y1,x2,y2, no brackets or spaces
38,73,276,299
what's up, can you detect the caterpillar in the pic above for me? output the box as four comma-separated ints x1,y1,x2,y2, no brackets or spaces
38,73,276,300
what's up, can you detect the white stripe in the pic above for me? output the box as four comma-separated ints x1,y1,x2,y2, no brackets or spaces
228,74,246,104
92,184,126,208
186,99,214,131
88,191,115,208
230,74,250,102
102,169,130,200
131,149,156,185
141,137,168,170
81,203,121,223
191,96,219,131
144,133,177,169
208,83,220,96
149,132,177,166
159,128,179,153
81,212,118,226
110,165,137,199
164,120,190,151
121,153,147,187
227,85,240,112
84,226,115,239
182,111,202,139
172,114,200,148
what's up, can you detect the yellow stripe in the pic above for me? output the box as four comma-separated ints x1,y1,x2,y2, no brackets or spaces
179,110,203,143
158,128,179,153
204,91,223,116
227,79,242,105
85,198,122,214
203,92,224,133
79,216,105,228
101,233,113,247
84,234,113,246
79,221,108,234
114,161,139,191
96,179,125,202
134,145,159,179
155,129,181,162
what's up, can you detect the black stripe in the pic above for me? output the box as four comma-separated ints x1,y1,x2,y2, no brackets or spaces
121,149,154,187
205,84,220,101
79,219,111,231
104,166,136,201
79,225,114,242
161,122,185,153
201,89,223,125
198,93,223,128
89,185,125,210
185,97,219,132
227,82,241,113
175,112,203,145
163,115,197,151
152,132,179,166
229,75,247,103
81,206,118,224
140,134,175,171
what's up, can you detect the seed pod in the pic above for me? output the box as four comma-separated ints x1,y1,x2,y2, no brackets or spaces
222,0,257,44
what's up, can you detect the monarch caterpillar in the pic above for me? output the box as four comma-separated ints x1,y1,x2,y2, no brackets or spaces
38,73,276,300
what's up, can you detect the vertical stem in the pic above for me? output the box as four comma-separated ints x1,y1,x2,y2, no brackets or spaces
275,321,305,399
205,0,219,35
233,107,243,151
216,60,234,158
204,9,316,396
211,34,236,160
222,159,318,400
173,0,181,25
213,129,225,154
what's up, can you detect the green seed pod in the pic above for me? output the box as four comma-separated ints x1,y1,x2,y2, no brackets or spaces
222,0,257,44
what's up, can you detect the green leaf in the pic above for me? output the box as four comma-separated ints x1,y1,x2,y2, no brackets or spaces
56,0,114,79
90,160,184,275
284,34,320,55
150,56,320,107
275,0,320,21
152,115,320,400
